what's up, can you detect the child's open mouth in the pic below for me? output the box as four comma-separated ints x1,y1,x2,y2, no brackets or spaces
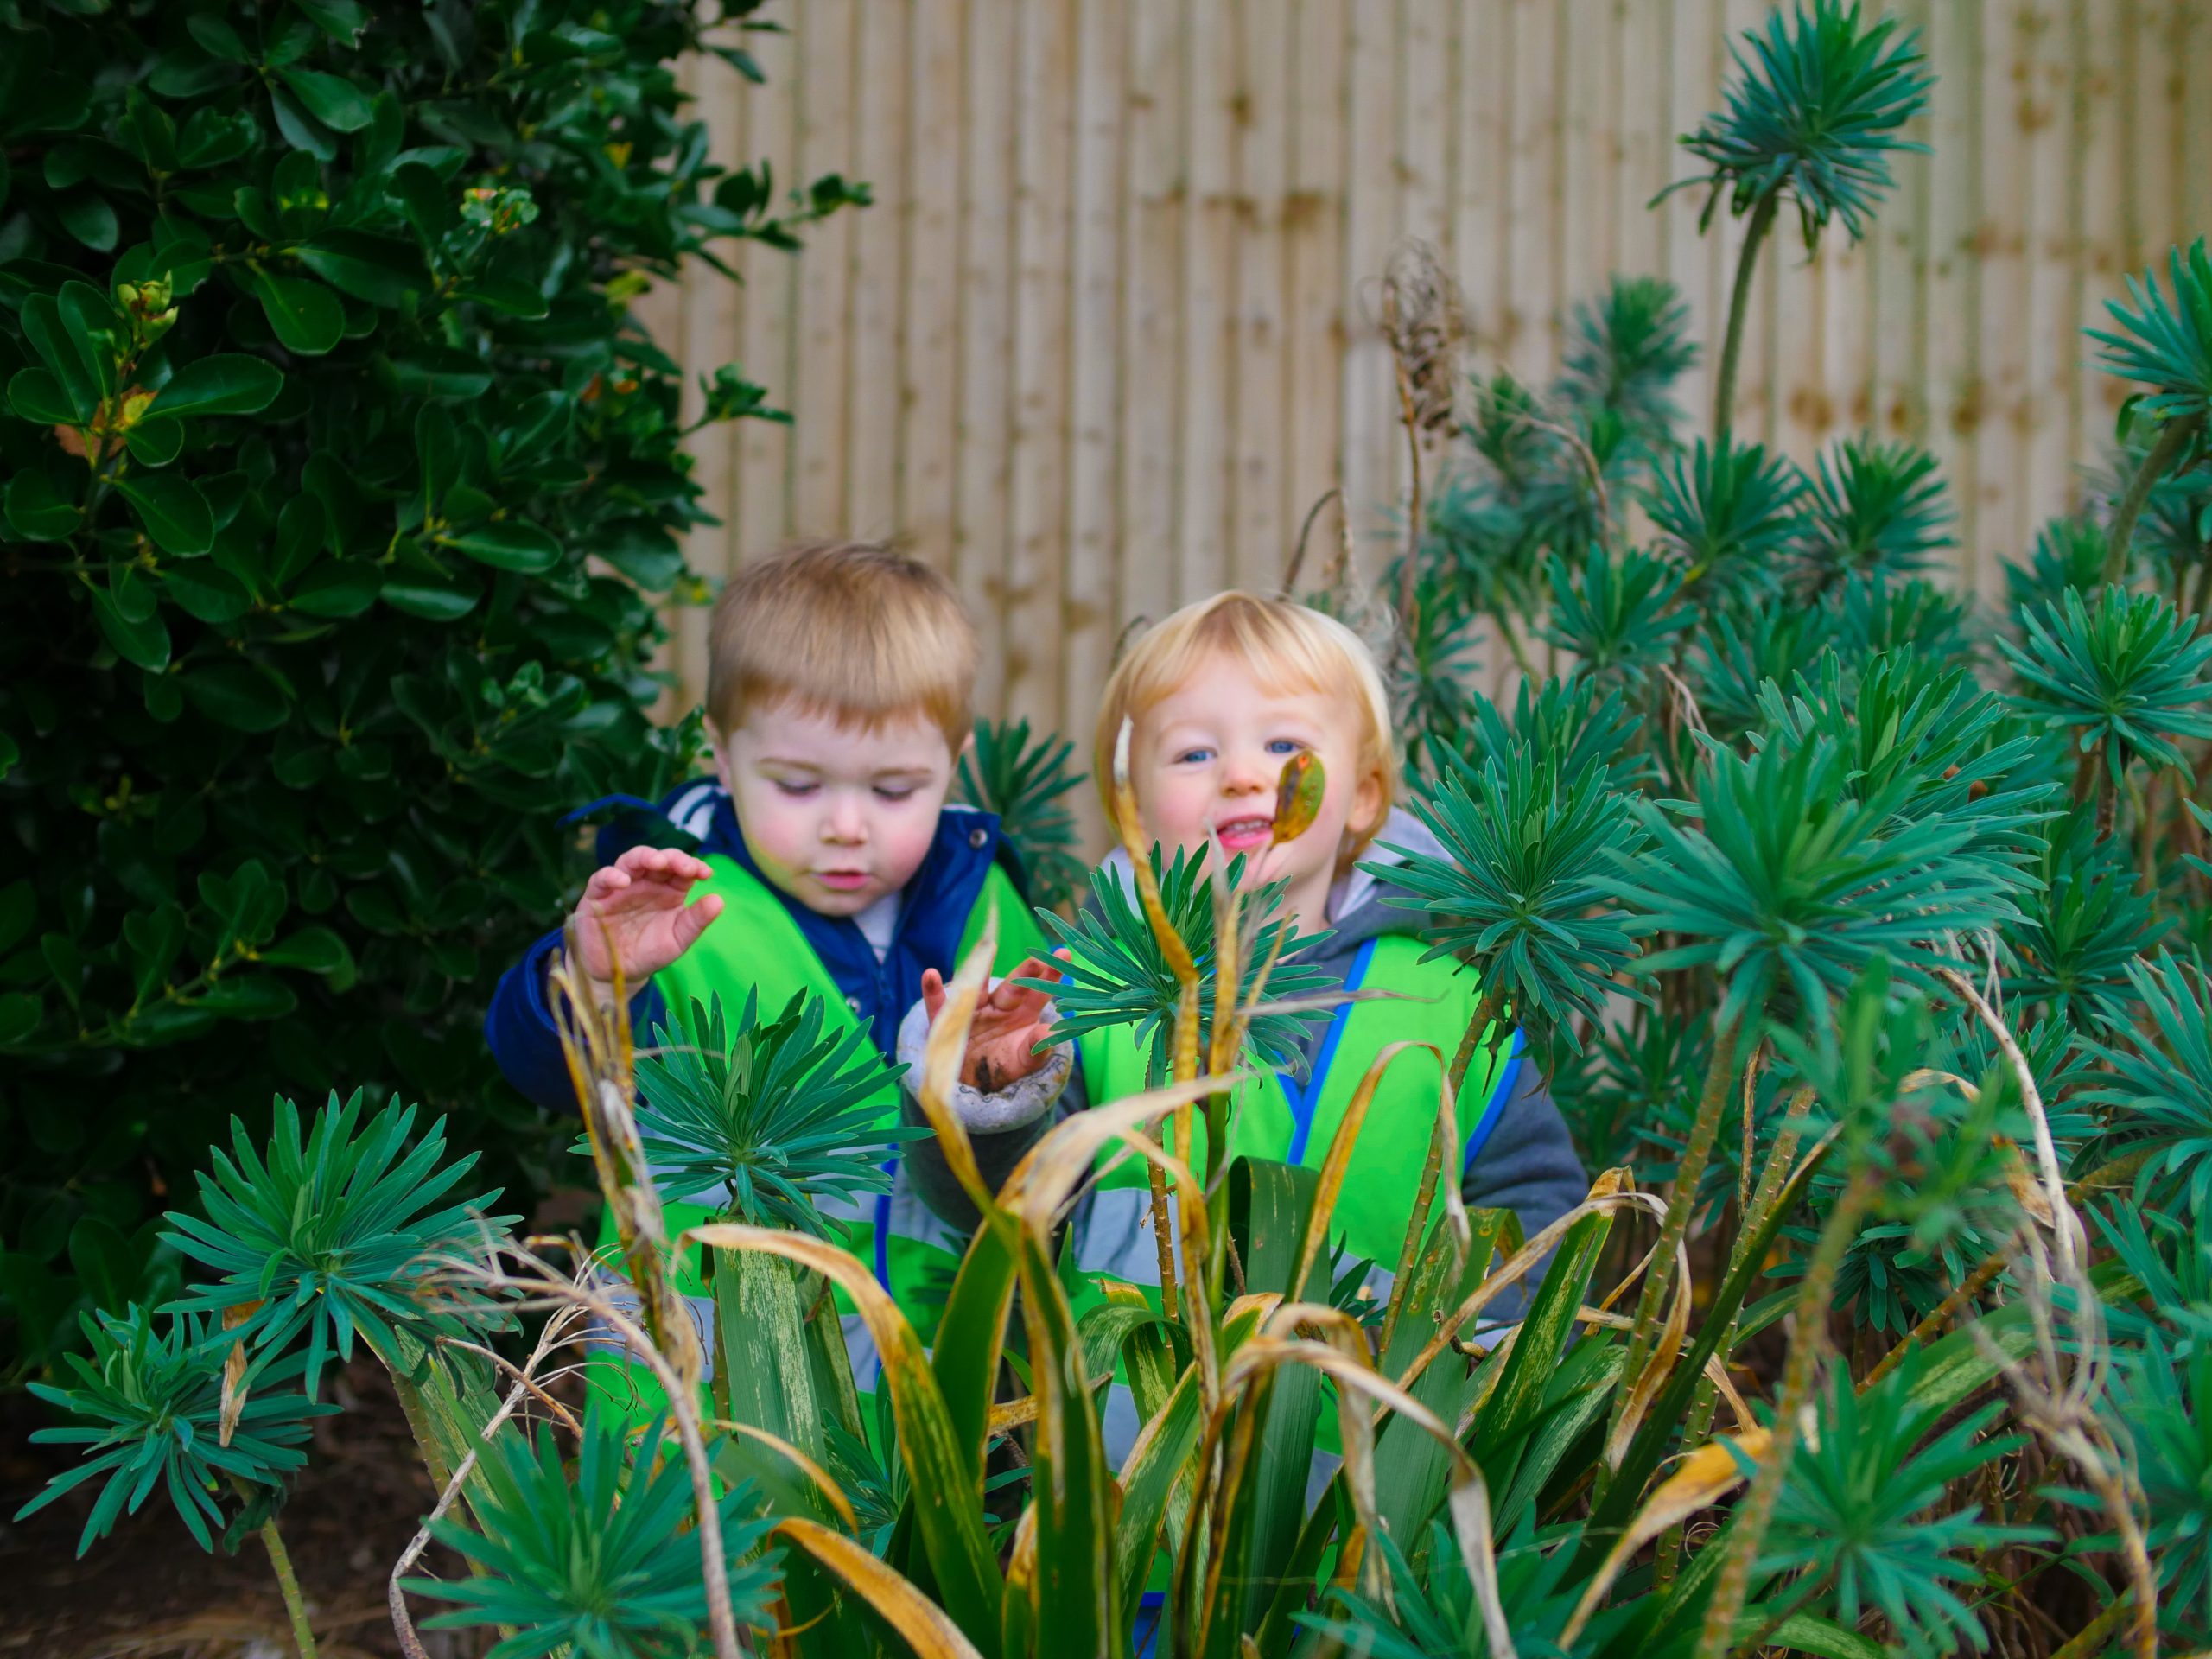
1212,815,1274,853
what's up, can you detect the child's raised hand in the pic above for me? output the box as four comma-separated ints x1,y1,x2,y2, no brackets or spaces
921,954,1063,1094
568,847,723,990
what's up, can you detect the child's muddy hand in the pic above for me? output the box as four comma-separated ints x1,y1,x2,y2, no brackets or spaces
921,956,1062,1091
568,846,723,988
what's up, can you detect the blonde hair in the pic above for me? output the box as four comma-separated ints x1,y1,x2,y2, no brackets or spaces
1093,591,1396,855
706,541,978,748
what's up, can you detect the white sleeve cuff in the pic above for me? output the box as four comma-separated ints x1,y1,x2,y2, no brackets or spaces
895,987,1072,1134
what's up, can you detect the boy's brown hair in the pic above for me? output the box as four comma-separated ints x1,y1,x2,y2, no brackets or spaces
705,540,978,748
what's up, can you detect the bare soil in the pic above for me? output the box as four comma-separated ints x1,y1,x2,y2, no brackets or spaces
0,1356,481,1659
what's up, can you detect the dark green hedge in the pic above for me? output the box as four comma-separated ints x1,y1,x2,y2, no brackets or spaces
0,0,861,1374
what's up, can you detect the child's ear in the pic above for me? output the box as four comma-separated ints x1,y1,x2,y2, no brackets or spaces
706,720,734,791
1351,767,1388,841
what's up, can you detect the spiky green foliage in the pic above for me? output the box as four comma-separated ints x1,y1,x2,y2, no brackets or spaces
1388,742,1648,1042
1668,0,1933,247
1299,1515,1599,1659
1552,1009,1712,1172
1691,604,1839,737
2000,585,2212,787
405,1415,783,1659
1831,573,1975,670
1541,543,1695,689
1399,567,1490,766
1608,732,2031,1035
2088,238,2212,425
2007,518,2110,615
15,1304,330,1556
1750,652,2056,876
1647,437,1808,600
2101,1337,2212,1640
2086,952,2212,1212
1558,274,1699,440
1033,846,1334,1084
632,991,916,1234
1458,673,1649,792
162,1092,512,1395
956,716,1088,912
2002,806,2165,1031
1797,435,1954,588
1756,1354,2037,1659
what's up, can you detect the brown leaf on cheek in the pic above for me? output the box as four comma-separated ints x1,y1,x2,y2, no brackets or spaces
1272,750,1328,844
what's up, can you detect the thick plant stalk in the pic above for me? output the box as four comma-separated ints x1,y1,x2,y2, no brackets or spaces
1446,982,1508,1094
1110,717,1199,1317
1712,192,1781,446
2102,410,2202,583
1694,1167,1878,1659
1655,1084,1812,1592
257,1515,319,1659
1605,1016,1740,1469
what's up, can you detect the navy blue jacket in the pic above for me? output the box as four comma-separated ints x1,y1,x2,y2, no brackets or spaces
484,779,1018,1116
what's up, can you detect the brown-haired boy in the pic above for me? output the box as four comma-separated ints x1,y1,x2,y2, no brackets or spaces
486,541,1050,1390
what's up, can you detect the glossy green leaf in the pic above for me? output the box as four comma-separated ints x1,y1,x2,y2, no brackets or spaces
124,418,183,467
181,662,290,733
151,354,283,417
89,582,170,671
115,474,213,556
4,470,81,540
161,563,251,625
8,367,77,426
251,269,344,356
297,231,429,307
442,520,560,573
277,67,375,132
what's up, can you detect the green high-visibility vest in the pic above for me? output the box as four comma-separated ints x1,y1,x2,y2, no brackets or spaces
1066,933,1522,1294
585,849,1046,1415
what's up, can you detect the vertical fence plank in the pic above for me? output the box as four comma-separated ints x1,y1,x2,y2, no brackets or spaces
789,0,855,531
954,0,1021,714
1974,0,2034,599
733,19,799,569
1456,0,1509,362
1285,0,1350,590
1399,0,1454,254
1232,0,1291,590
1340,0,1399,559
1501,0,1560,385
846,0,910,546
2071,0,2124,506
1119,0,1186,637
1923,0,1982,588
898,0,967,573
1179,0,1237,604
1663,0,1722,429
1613,0,1664,282
1065,0,1128,769
1873,0,1934,445
1005,0,1077,731
2021,1,2075,556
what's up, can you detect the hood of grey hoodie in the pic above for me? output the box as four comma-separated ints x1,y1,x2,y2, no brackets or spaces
1095,804,1451,1068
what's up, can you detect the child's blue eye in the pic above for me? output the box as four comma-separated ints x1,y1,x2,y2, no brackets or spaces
1173,747,1214,766
1266,738,1305,755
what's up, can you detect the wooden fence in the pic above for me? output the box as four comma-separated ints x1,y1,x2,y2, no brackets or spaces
643,0,2212,817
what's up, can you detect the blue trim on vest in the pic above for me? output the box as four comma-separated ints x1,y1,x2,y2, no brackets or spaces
1462,1028,1527,1176
873,1189,893,1292
1281,937,1377,1164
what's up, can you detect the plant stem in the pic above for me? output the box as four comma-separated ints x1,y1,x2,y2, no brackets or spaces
260,1516,320,1659
1609,1015,1740,1462
1446,982,1509,1094
2103,410,2202,584
2048,1594,2132,1659
1694,1166,1878,1659
1712,192,1781,448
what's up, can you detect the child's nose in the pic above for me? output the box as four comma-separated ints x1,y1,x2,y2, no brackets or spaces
823,797,867,842
1221,749,1272,794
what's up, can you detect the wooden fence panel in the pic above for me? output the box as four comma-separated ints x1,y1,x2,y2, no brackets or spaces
663,0,2212,846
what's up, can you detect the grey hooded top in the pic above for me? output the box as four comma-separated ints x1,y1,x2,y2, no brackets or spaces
894,806,1589,1253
